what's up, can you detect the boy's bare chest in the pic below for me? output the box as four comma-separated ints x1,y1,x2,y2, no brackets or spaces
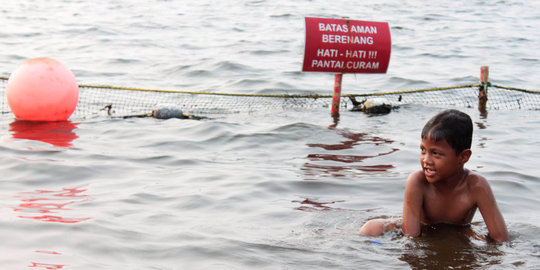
422,187,477,225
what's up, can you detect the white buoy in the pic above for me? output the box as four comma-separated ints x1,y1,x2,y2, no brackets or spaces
152,104,186,119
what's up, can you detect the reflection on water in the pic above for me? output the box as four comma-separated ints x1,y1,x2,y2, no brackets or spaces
302,162,395,179
399,224,504,269
302,129,398,179
292,198,345,212
28,250,64,270
292,198,380,213
9,120,79,147
28,262,65,269
13,186,91,224
308,130,394,151
28,262,64,269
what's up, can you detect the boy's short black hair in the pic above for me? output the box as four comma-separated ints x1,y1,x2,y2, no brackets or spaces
421,109,473,154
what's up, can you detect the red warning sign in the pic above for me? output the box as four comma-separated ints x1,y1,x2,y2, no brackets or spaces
302,17,391,73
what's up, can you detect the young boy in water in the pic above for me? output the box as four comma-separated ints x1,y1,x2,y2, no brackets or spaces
359,109,509,242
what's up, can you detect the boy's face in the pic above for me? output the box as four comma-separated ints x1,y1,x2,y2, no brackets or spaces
420,137,470,184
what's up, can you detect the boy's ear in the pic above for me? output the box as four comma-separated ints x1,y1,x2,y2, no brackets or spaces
459,149,472,165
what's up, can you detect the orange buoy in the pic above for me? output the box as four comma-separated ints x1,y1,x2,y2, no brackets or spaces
6,57,79,121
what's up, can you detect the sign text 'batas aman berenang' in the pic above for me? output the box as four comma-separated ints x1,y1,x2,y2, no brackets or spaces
302,17,391,73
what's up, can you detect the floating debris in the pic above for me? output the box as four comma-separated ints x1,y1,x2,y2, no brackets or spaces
350,97,393,114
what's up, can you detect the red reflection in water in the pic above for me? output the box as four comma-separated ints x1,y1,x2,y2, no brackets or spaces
307,131,394,151
292,198,380,213
303,130,398,179
35,250,62,255
13,186,92,224
292,198,345,211
307,150,398,163
302,163,395,178
29,250,65,269
28,262,65,269
9,120,79,147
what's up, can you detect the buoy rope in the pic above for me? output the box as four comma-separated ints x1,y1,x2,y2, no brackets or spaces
491,84,540,94
1,76,538,98
80,83,483,98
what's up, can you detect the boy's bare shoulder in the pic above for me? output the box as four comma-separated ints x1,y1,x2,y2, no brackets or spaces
465,170,488,186
406,170,427,187
408,170,426,181
465,171,493,195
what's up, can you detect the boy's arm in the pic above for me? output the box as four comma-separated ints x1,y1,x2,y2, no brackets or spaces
472,175,509,242
402,171,424,237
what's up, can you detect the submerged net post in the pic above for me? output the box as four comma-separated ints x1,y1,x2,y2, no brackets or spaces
478,66,489,113
331,73,343,116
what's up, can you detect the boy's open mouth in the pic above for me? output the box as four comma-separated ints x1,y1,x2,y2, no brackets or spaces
424,167,436,177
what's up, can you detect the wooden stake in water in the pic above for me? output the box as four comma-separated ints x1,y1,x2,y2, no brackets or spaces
331,73,343,115
478,66,489,113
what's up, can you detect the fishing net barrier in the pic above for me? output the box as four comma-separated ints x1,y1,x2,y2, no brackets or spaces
1,76,539,119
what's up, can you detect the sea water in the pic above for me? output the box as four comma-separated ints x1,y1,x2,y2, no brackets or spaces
0,0,539,269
